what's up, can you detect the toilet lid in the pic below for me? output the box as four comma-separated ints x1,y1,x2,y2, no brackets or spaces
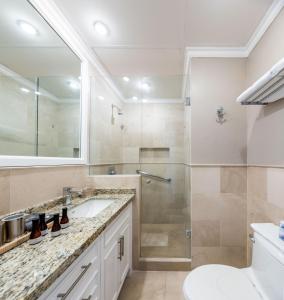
183,265,262,300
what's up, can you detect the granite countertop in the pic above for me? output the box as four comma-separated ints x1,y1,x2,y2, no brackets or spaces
0,189,135,300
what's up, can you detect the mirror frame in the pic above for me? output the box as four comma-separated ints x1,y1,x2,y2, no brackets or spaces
0,0,90,167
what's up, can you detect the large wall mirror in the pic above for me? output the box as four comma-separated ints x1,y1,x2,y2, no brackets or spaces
0,0,82,162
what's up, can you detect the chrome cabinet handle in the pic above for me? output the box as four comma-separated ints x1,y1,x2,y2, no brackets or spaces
57,263,92,299
121,235,125,257
118,237,122,261
118,236,124,260
82,296,92,300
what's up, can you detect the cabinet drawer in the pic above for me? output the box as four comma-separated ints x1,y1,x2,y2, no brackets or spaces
40,238,100,300
80,269,100,300
103,204,131,249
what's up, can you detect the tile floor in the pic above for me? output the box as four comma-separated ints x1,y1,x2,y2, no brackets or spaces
118,271,188,300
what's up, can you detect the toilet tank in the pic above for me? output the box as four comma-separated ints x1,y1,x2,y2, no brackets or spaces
250,223,284,300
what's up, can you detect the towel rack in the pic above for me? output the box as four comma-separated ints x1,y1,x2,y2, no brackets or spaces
237,57,284,105
136,170,171,183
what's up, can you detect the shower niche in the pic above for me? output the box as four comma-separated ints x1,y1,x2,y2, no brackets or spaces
139,147,170,163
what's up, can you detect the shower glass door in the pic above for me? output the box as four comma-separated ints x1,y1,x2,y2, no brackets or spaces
137,88,191,259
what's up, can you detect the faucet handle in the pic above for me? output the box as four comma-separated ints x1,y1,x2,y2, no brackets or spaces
63,187,72,195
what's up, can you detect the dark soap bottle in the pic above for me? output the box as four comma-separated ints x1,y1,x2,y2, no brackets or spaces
60,207,69,229
51,213,61,237
29,218,42,245
39,213,48,236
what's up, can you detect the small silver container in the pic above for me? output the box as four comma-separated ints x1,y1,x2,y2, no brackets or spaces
2,213,25,242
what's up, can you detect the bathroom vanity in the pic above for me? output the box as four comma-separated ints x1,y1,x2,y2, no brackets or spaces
0,192,134,300
40,203,132,300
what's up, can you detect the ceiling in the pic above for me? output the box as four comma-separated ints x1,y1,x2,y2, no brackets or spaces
54,0,275,101
1,0,275,102
55,0,274,75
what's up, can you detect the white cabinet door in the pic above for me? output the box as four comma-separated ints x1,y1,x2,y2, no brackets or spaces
102,204,132,300
102,239,119,300
118,222,130,290
39,238,101,300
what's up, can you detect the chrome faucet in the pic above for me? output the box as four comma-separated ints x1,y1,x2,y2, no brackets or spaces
63,187,83,206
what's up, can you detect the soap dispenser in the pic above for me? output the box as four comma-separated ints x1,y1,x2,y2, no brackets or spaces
51,213,61,237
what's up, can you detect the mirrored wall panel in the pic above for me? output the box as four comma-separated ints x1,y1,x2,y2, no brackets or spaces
0,0,81,158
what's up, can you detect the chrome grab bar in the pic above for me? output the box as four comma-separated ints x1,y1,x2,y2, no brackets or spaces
57,263,92,299
136,170,171,183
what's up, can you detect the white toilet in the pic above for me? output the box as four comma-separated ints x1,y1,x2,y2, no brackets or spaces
183,223,284,300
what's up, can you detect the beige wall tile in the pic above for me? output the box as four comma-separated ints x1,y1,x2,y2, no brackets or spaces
191,167,220,194
7,166,87,213
247,166,284,264
192,246,246,269
192,166,247,267
0,170,10,215
267,168,284,209
221,167,247,194
192,220,220,247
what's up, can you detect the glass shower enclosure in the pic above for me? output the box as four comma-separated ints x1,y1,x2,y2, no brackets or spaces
90,75,191,261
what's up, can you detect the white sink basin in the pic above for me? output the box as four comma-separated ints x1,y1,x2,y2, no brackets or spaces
69,199,114,218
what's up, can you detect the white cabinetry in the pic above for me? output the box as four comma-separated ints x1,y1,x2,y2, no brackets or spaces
39,203,132,300
102,205,132,300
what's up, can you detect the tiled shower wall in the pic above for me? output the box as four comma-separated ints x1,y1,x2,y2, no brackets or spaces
0,76,80,158
191,167,247,268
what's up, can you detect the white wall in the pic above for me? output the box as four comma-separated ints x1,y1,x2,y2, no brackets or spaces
246,8,284,166
190,58,247,164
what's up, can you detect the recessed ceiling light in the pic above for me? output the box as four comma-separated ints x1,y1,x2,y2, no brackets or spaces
93,21,109,36
98,96,105,100
123,76,130,82
20,87,30,93
132,96,138,101
17,20,38,35
35,91,41,95
141,82,151,91
68,81,80,90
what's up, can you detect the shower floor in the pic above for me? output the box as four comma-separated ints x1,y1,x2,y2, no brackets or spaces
141,224,189,258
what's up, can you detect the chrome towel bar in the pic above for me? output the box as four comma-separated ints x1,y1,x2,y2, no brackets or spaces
136,170,171,183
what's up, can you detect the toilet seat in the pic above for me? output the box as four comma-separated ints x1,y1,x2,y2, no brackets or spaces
183,265,262,300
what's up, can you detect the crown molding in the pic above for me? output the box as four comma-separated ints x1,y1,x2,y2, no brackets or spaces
124,98,183,104
246,0,284,55
186,0,284,59
186,47,248,58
